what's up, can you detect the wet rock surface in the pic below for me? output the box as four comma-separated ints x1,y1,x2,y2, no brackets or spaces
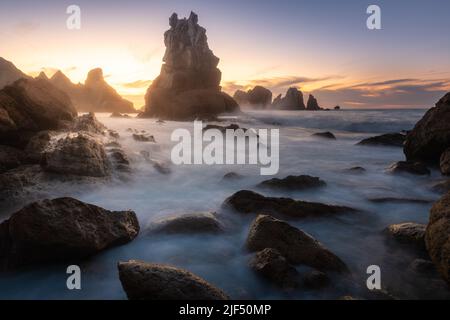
0,197,139,271
357,133,406,147
387,161,430,176
148,212,224,235
246,215,349,273
223,190,356,219
384,222,426,251
312,132,336,139
258,175,326,191
118,260,228,300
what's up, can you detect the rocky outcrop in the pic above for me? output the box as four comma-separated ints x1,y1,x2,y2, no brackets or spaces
233,86,272,109
0,197,139,270
272,87,305,110
404,92,450,164
357,133,406,147
440,148,450,175
249,248,300,288
223,190,355,219
246,215,349,273
387,161,430,175
118,260,228,300
140,12,239,120
148,212,224,235
0,78,77,147
50,69,135,113
258,175,326,190
384,222,426,251
0,145,24,173
306,94,321,110
0,57,29,89
425,191,450,285
42,133,110,177
70,112,107,135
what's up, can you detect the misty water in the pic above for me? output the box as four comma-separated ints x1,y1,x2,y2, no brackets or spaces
1,109,446,299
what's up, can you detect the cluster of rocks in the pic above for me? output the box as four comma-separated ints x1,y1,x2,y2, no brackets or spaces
139,12,239,120
233,86,272,109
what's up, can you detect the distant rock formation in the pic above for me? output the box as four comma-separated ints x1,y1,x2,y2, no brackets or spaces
233,86,272,109
272,87,305,110
306,94,321,110
36,72,49,81
140,12,239,120
0,57,30,89
49,69,135,113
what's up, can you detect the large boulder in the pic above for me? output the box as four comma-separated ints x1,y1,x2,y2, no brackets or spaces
404,92,450,164
223,190,355,219
387,161,430,176
272,87,305,110
0,197,139,270
425,192,450,285
357,133,406,147
148,212,224,235
70,112,107,135
246,215,349,272
42,133,110,177
0,78,77,147
118,260,228,300
385,222,426,251
140,12,239,120
440,148,450,175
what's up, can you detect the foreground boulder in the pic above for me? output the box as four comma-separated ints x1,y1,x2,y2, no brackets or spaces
357,133,406,147
148,212,224,235
258,175,326,190
118,260,228,300
387,161,430,176
140,12,239,120
425,191,450,285
0,197,139,270
384,222,426,251
246,215,349,272
42,133,110,177
70,112,106,135
0,78,77,147
404,92,450,164
223,190,355,219
249,248,300,288
440,148,450,175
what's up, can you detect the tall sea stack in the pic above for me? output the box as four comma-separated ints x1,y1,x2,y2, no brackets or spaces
140,12,239,120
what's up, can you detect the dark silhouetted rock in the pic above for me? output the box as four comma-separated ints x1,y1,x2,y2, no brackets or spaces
345,166,366,173
42,133,110,177
222,172,244,180
369,197,432,204
312,132,336,139
404,92,450,164
306,94,321,110
334,106,341,110
0,197,139,270
258,175,326,190
385,222,426,251
387,161,430,175
0,57,29,89
24,130,54,163
272,87,305,110
357,133,406,147
141,12,239,120
71,112,106,135
0,145,24,172
118,260,228,300
440,148,450,175
246,215,349,272
249,248,300,288
132,133,155,142
223,190,355,219
148,212,224,235
110,112,130,118
0,78,77,147
425,191,450,285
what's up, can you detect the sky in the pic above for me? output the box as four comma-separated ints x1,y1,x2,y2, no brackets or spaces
1,0,450,108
